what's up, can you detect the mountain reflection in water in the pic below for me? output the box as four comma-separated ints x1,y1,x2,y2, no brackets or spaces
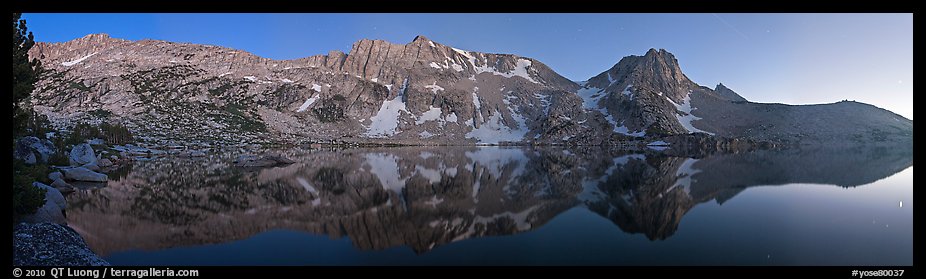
65,145,913,264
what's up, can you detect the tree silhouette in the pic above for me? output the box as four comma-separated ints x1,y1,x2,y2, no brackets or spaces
12,13,47,216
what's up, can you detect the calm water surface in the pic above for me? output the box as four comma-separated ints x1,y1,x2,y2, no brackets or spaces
65,146,913,265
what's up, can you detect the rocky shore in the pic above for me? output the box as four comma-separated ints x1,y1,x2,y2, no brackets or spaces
13,223,109,266
12,135,303,266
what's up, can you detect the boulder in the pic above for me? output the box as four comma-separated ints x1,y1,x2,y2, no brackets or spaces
69,144,98,166
51,179,76,194
61,167,108,182
98,158,113,167
35,182,66,210
13,222,110,266
13,136,56,165
234,154,295,167
20,183,66,224
17,150,37,165
82,162,101,172
48,171,64,182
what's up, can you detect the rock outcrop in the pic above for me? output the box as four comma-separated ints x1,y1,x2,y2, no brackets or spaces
13,136,56,165
13,222,110,266
20,182,66,224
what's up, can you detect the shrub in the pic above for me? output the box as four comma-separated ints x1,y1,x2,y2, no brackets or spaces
12,161,48,216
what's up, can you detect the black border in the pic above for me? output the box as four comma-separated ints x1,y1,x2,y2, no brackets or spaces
11,0,919,13
9,1,918,279
9,266,918,278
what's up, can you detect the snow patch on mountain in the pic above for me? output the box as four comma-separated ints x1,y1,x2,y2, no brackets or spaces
466,110,528,144
365,78,410,138
666,92,714,135
622,84,634,99
471,90,483,123
451,48,538,84
445,112,458,123
533,93,551,114
296,94,320,112
415,106,443,125
61,52,98,66
579,85,645,137
577,86,604,110
613,123,646,137
424,83,445,94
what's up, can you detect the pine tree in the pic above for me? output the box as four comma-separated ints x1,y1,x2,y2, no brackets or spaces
12,13,47,217
12,12,43,138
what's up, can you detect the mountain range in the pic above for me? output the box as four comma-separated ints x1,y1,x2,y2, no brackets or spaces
27,34,913,146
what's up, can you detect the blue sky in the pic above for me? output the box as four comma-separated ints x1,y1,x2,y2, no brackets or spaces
23,13,913,119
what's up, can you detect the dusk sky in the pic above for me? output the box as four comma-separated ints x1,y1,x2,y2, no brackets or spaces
23,13,913,119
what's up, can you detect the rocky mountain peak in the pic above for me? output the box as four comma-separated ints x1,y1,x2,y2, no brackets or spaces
71,33,126,45
643,47,668,57
713,83,747,102
586,48,693,100
82,33,110,39
411,35,431,43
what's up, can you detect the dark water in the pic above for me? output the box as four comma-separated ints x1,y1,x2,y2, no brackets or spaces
65,146,913,266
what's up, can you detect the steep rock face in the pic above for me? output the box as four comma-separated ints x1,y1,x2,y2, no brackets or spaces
578,49,740,137
29,34,581,145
